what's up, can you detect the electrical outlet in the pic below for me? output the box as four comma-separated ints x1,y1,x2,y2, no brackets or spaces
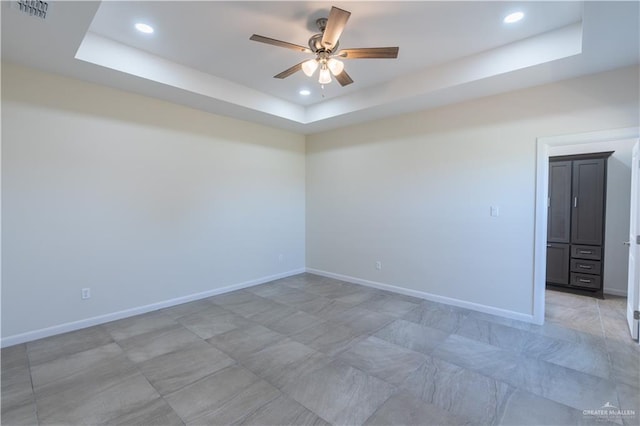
81,288,91,300
375,261,382,270
278,254,284,262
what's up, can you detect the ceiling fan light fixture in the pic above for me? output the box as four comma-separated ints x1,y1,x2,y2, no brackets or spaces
327,58,344,76
302,59,319,77
318,66,332,84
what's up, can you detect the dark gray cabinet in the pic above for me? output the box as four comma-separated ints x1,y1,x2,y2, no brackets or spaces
570,258,602,275
571,159,605,245
546,152,612,298
547,243,570,284
547,161,572,243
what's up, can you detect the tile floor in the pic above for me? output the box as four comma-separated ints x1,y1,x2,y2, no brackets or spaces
1,273,638,425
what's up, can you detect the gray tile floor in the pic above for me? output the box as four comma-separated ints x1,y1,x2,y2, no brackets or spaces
2,274,639,425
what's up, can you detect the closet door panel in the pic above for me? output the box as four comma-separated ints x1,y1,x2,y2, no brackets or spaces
546,243,570,285
571,159,605,245
547,161,572,243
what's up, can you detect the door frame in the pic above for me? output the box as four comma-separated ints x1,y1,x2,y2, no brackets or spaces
626,141,639,340
533,127,639,325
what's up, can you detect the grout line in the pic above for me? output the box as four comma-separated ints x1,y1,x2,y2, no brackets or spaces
595,299,608,340
25,344,41,426
594,299,620,391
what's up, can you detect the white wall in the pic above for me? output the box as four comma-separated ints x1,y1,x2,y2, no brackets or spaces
2,63,639,344
1,63,306,341
550,139,636,296
306,66,640,317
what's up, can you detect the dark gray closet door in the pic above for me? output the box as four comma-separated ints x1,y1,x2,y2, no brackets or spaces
547,243,570,284
547,161,572,243
571,159,605,245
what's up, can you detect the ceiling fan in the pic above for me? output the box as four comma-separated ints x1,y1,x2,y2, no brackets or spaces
250,6,399,87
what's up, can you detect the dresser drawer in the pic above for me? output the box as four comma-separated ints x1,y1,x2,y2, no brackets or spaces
571,245,601,260
570,273,601,290
570,259,602,275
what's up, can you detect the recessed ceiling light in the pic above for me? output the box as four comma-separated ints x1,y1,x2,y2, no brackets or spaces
503,12,524,24
299,89,311,96
135,23,154,34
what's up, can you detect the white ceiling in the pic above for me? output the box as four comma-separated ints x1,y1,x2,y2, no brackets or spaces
2,1,638,134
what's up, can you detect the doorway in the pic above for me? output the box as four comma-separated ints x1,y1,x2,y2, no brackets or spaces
533,127,639,338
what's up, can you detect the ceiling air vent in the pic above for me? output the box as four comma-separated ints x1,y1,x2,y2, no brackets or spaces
16,0,48,19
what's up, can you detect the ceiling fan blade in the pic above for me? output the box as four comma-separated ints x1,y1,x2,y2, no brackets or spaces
335,70,354,86
338,47,399,59
321,6,351,50
274,61,305,79
250,34,312,53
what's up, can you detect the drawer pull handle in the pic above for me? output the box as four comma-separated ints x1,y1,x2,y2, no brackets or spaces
578,278,592,283
578,265,593,269
579,250,593,254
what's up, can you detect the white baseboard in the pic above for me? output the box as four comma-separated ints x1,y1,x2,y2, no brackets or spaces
306,268,535,324
1,268,305,348
603,288,628,297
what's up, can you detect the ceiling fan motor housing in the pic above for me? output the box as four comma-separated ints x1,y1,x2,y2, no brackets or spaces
309,33,339,53
308,17,338,53
316,18,328,32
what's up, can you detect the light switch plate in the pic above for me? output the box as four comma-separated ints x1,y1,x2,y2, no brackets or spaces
81,288,91,300
490,206,500,217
